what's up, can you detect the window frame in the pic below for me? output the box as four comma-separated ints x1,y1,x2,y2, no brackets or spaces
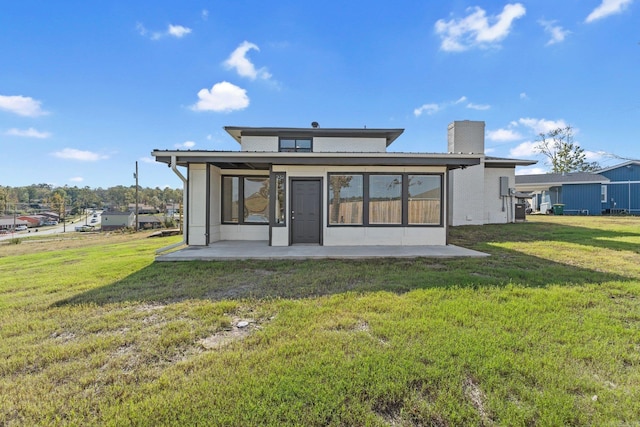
221,175,270,225
279,137,313,152
327,172,444,227
601,185,607,203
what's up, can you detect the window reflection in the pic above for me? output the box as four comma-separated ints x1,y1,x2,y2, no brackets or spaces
243,177,269,223
329,175,363,224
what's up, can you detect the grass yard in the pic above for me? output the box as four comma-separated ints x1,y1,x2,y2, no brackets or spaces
1,216,639,426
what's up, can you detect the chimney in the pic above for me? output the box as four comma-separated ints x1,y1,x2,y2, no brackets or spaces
447,120,485,154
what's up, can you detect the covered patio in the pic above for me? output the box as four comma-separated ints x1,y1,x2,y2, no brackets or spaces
155,240,488,261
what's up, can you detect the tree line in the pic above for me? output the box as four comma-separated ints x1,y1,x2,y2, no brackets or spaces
0,184,182,216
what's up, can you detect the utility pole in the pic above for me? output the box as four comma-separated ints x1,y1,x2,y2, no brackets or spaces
134,161,139,232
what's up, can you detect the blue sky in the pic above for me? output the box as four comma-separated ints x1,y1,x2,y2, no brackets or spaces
1,1,638,189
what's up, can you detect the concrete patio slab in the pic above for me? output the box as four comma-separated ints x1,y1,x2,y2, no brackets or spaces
156,241,488,261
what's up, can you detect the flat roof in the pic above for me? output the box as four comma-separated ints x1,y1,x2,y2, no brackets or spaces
224,126,405,147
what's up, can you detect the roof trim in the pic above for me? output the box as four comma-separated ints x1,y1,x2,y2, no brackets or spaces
152,150,481,170
224,126,404,147
596,160,640,173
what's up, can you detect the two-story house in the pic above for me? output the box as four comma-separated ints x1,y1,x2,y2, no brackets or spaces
152,121,534,247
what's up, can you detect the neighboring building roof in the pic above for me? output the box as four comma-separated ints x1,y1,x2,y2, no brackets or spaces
152,150,482,171
515,172,609,191
596,160,640,174
102,211,134,216
223,126,404,147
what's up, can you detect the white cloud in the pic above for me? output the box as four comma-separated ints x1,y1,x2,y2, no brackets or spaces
175,140,196,149
487,128,523,142
585,150,606,161
6,127,51,138
69,177,84,183
516,166,547,175
52,148,108,162
223,41,272,80
518,117,568,134
467,102,491,110
413,104,440,116
191,81,250,112
168,24,191,38
137,22,192,40
520,92,528,100
435,3,526,52
414,95,489,116
0,95,48,117
202,9,209,20
510,141,538,157
139,156,155,163
539,20,570,45
585,0,634,23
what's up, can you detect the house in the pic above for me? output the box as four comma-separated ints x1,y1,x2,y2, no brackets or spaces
515,161,640,215
138,215,163,229
0,218,31,231
152,121,535,247
101,211,135,231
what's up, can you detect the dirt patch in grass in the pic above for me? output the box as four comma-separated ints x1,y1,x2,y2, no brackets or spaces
199,317,261,350
464,375,493,425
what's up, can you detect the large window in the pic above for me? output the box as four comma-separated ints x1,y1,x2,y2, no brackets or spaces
329,174,363,224
369,175,402,224
222,177,239,223
327,173,443,227
408,175,442,225
279,138,312,152
222,176,269,224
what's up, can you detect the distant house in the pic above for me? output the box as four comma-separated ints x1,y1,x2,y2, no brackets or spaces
101,211,135,231
515,161,640,215
17,216,44,227
138,215,163,229
0,218,31,231
128,204,160,214
152,120,535,247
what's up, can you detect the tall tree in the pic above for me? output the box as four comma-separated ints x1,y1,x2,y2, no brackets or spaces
535,126,600,173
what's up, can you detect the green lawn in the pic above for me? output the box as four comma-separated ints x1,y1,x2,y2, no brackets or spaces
1,216,639,426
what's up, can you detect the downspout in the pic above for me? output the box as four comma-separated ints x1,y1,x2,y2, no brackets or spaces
156,155,188,254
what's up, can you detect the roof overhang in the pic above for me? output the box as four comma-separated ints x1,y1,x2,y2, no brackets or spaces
485,157,538,168
152,150,481,171
224,126,404,147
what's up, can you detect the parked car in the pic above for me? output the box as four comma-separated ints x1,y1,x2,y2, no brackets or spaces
75,225,95,232
90,218,97,223
15,225,28,231
44,220,58,226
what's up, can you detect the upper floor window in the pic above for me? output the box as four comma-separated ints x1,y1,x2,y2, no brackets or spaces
279,138,312,152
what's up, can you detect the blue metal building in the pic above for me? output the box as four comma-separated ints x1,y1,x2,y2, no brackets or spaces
515,161,640,215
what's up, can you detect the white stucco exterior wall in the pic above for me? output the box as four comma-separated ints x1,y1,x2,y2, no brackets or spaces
188,163,208,245
448,162,486,226
313,137,387,153
484,168,515,223
241,136,278,152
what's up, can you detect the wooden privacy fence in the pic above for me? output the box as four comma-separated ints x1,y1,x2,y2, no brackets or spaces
330,200,440,224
